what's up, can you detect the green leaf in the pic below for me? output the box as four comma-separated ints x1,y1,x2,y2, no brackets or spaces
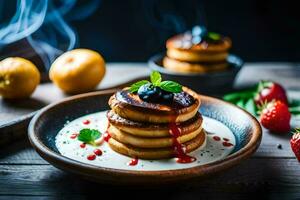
289,99,300,107
207,32,221,41
150,71,161,86
159,81,182,93
289,106,300,115
244,98,257,116
236,99,245,109
78,129,101,145
223,89,256,103
129,80,150,93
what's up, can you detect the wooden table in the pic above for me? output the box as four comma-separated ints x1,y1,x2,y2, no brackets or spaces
0,63,300,199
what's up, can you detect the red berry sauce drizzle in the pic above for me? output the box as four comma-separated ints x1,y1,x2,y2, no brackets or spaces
169,116,196,164
104,122,111,142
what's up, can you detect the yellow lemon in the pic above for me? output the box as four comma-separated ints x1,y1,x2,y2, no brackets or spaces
0,57,40,99
49,49,106,94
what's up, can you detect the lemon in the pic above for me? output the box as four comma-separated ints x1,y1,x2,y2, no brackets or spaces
0,57,40,99
49,49,106,94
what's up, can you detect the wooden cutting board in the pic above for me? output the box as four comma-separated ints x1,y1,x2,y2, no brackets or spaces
0,63,150,145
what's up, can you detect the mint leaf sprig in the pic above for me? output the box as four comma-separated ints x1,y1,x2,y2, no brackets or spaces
129,71,182,93
78,128,101,146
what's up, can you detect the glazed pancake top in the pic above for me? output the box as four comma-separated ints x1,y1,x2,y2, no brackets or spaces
109,87,200,115
166,33,232,52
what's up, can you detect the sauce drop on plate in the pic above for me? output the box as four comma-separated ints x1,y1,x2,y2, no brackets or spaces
70,133,78,139
80,143,86,148
87,154,96,161
213,136,221,141
82,119,90,125
127,158,139,166
222,141,233,147
93,149,102,156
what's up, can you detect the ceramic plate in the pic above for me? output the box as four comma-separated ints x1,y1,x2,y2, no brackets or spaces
28,90,262,185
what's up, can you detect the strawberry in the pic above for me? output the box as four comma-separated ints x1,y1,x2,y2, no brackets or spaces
259,100,291,133
255,81,288,106
290,129,300,162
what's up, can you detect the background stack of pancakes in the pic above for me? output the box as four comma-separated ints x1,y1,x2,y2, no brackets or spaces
106,87,206,160
163,30,232,74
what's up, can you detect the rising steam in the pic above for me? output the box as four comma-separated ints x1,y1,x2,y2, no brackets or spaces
0,0,100,69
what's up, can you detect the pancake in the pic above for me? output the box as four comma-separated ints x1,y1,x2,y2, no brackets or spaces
166,33,232,53
166,48,228,63
166,33,231,63
163,56,229,74
108,129,207,159
108,123,202,148
107,110,203,137
109,87,200,123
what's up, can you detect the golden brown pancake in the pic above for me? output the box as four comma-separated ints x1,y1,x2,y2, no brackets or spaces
166,48,228,63
165,33,231,63
163,56,229,74
166,33,232,53
108,129,207,159
108,124,202,148
109,87,200,123
107,110,203,138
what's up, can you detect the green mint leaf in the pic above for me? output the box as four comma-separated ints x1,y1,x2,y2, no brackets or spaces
207,32,221,41
78,129,101,144
150,71,161,86
159,81,182,93
129,80,150,93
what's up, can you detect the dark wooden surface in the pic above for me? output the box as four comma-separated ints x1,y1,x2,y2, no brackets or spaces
0,63,300,199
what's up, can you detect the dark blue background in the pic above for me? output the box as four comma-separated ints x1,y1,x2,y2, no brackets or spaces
72,0,300,62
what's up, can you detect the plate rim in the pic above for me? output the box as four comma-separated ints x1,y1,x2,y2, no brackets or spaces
28,89,262,180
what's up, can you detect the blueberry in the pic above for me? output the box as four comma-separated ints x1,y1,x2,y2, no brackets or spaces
192,26,207,37
161,90,174,103
138,83,162,103
191,26,208,44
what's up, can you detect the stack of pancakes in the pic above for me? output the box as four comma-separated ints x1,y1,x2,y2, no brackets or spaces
163,33,232,73
106,87,206,160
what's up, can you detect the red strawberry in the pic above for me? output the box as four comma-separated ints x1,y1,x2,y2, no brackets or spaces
290,129,300,162
255,81,288,106
260,100,291,133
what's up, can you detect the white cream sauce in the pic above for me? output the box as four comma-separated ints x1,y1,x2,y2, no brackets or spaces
55,111,235,171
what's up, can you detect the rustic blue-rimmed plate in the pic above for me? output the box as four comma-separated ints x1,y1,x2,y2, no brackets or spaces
28,89,261,185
